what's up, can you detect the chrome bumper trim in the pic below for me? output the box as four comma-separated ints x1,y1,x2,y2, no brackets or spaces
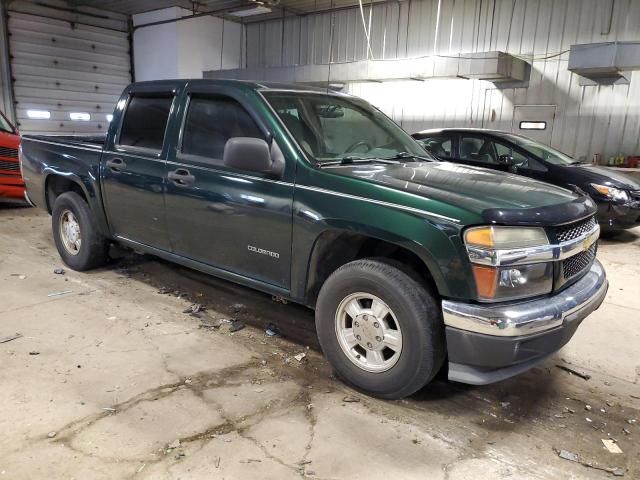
466,225,600,266
442,259,608,337
23,189,35,207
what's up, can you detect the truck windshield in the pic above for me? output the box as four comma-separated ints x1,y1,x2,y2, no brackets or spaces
497,133,578,166
0,112,13,134
263,91,430,163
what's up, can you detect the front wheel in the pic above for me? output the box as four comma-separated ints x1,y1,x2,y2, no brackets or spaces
52,191,109,271
315,259,445,399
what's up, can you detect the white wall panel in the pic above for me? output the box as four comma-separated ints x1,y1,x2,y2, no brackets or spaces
7,2,131,135
241,0,640,160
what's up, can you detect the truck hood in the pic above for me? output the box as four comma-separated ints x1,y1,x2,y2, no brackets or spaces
562,164,640,191
327,161,596,225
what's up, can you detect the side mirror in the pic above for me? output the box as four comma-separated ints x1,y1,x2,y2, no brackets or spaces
223,137,274,175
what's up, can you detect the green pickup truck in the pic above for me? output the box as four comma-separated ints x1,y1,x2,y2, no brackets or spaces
19,80,608,399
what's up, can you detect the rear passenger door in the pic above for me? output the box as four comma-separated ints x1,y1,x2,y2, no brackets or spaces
164,85,294,289
102,83,182,251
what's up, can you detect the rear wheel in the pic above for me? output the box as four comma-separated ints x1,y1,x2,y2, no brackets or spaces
52,192,109,271
315,259,445,399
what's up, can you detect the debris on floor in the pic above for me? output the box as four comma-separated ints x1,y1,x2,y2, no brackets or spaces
47,290,72,297
231,303,246,313
555,364,591,380
265,323,280,337
28,351,40,355
228,320,245,332
167,439,181,450
0,333,22,344
200,317,222,329
10,273,26,280
294,352,307,362
602,439,623,454
342,395,360,403
183,303,203,315
53,268,65,275
47,431,57,439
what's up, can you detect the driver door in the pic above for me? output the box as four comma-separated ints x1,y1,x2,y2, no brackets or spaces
163,85,294,289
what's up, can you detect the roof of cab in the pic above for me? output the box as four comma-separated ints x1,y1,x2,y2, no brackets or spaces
128,78,347,95
413,127,509,136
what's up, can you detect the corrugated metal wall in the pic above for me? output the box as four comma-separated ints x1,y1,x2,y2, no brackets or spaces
244,0,640,160
7,1,131,135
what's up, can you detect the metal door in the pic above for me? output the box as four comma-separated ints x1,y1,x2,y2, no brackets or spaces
512,105,556,145
6,2,130,135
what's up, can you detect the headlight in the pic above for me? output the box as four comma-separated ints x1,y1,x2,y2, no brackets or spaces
591,183,630,202
465,226,553,301
465,226,548,249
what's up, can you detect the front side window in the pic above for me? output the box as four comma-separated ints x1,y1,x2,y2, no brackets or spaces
182,95,263,160
0,112,13,134
263,92,428,163
119,94,173,150
494,141,530,168
497,133,577,166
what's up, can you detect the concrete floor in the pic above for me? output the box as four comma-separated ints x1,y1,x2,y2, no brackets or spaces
1,204,639,480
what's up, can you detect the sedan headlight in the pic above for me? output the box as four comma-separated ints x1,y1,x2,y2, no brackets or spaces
590,183,630,202
464,226,553,301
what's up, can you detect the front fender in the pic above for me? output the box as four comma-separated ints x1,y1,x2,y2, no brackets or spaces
290,203,474,304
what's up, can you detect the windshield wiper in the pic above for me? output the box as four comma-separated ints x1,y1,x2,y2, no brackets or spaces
317,156,401,167
569,160,586,165
382,152,434,162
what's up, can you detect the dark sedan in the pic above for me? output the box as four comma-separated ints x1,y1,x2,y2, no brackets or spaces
413,128,640,233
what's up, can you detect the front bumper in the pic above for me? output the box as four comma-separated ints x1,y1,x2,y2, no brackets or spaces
597,200,640,230
441,260,608,385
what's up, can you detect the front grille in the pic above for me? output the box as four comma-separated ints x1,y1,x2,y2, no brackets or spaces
553,216,597,243
562,243,597,280
0,146,18,159
0,159,19,172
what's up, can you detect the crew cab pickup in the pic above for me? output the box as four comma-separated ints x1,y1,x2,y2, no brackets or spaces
20,80,608,399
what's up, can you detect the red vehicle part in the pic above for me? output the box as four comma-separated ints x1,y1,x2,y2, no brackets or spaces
0,110,23,200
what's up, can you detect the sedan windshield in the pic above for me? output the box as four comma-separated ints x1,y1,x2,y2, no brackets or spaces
497,133,577,166
263,91,430,163
0,112,13,134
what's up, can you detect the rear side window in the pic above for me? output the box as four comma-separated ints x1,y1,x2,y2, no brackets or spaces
418,136,452,158
119,94,173,150
182,95,264,160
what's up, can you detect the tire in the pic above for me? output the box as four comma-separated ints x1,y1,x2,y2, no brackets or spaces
52,191,109,271
315,258,445,399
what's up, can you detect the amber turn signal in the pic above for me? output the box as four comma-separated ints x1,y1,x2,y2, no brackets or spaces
471,265,498,299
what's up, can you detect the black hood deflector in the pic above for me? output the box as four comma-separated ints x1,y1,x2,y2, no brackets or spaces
481,195,597,226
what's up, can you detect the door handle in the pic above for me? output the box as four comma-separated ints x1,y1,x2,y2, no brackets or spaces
168,168,195,187
105,158,127,172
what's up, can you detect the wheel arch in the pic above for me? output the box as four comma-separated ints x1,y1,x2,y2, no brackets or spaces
302,226,450,307
44,172,111,237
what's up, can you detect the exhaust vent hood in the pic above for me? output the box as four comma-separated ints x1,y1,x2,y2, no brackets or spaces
568,42,640,85
205,51,529,88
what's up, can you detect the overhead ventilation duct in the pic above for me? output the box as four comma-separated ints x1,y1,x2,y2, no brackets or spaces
204,51,529,88
568,41,640,85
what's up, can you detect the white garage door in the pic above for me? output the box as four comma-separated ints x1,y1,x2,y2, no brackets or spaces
7,1,131,135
